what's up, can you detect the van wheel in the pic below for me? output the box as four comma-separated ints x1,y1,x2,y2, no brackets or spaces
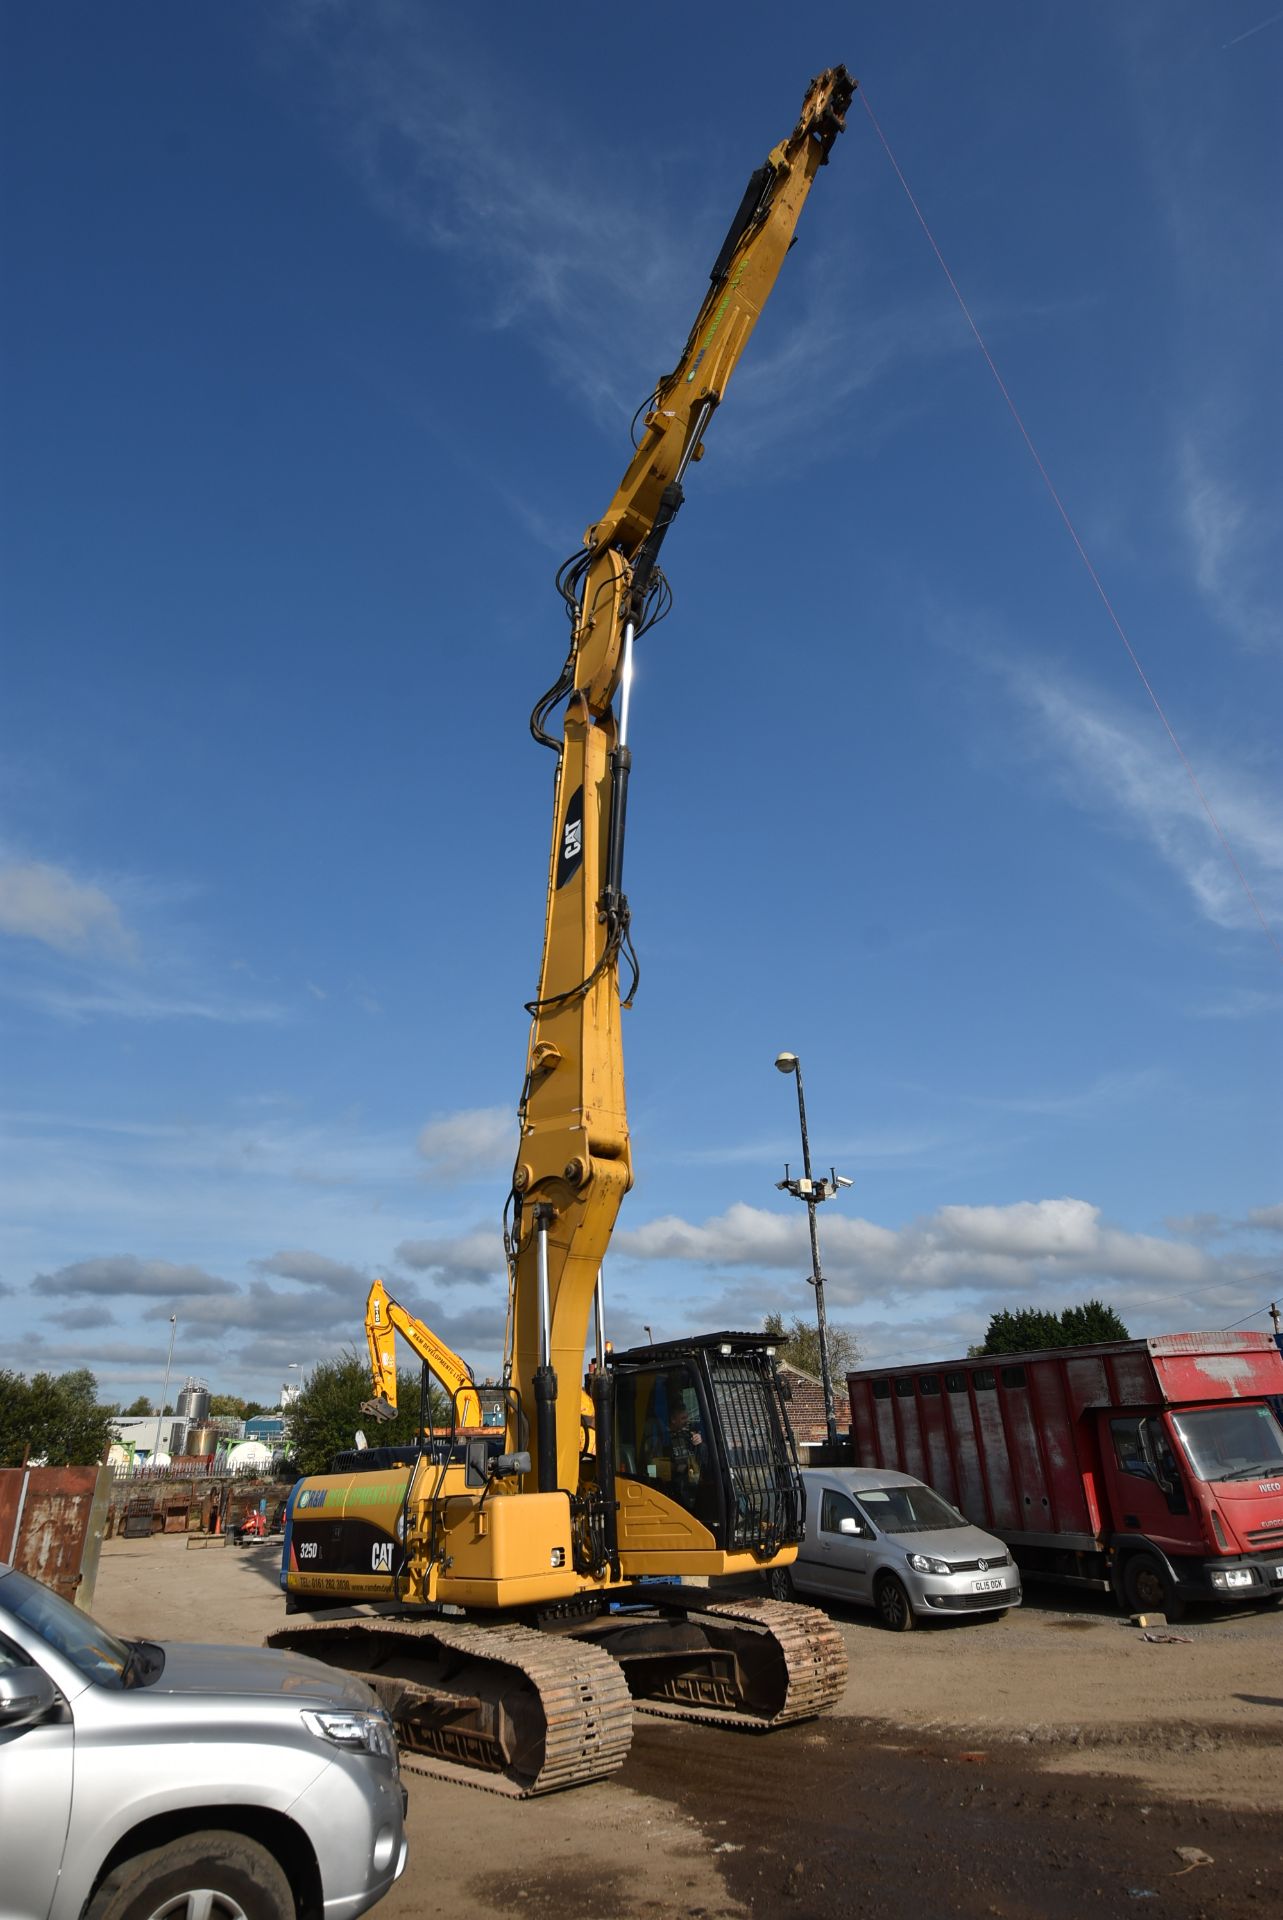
765,1565,796,1602
1121,1553,1185,1623
86,1832,294,1920
874,1575,915,1632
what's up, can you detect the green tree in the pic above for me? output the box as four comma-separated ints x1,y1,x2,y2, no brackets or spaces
208,1394,247,1418
0,1369,33,1468
0,1367,117,1467
122,1395,153,1416
287,1352,451,1478
972,1301,1130,1356
763,1312,861,1381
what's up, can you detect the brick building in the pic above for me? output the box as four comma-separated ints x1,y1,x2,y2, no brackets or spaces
779,1361,850,1449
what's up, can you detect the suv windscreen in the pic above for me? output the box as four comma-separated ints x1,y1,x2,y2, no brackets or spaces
1171,1405,1283,1483
855,1484,966,1533
0,1568,140,1688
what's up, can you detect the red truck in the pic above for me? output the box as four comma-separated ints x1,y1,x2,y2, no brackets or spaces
846,1331,1283,1618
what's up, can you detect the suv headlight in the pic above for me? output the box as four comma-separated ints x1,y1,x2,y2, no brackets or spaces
303,1708,399,1771
908,1553,952,1575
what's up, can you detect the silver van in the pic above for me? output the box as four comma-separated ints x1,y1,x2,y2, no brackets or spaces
769,1467,1022,1629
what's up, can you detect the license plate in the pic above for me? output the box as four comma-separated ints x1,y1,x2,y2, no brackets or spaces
973,1577,1004,1592
1276,1565,1283,1580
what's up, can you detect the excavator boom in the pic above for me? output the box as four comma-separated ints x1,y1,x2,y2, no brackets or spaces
509,67,855,1502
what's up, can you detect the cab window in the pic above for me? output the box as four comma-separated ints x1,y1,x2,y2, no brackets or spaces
1110,1416,1188,1514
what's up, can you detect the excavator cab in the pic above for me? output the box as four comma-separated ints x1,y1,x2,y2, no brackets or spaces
606,1333,803,1559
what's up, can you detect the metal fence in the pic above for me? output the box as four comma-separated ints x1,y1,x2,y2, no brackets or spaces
107,1457,288,1482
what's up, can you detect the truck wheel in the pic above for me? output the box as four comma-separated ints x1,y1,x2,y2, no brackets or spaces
1121,1553,1185,1623
765,1565,796,1602
86,1832,295,1920
874,1574,915,1632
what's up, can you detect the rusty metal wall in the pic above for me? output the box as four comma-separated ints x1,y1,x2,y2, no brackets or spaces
0,1465,113,1609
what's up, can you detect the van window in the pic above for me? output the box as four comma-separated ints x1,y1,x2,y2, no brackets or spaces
819,1489,860,1533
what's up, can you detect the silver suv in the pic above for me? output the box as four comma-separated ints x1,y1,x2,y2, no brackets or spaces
0,1561,406,1920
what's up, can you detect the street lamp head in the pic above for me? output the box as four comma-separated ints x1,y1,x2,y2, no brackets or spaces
775,1052,798,1075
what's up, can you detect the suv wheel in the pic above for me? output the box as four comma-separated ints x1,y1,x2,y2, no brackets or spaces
87,1833,294,1920
874,1574,915,1632
765,1565,796,1602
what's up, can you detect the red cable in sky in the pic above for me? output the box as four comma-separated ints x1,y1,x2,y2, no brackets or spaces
858,88,1281,965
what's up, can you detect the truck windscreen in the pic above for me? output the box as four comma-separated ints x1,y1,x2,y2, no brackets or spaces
1170,1405,1283,1483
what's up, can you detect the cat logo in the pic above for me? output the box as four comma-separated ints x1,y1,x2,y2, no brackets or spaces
563,816,582,863
371,1541,394,1573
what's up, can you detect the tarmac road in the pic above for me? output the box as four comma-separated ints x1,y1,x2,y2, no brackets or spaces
91,1536,1283,1920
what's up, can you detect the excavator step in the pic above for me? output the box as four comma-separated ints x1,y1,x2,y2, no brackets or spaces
268,1615,633,1798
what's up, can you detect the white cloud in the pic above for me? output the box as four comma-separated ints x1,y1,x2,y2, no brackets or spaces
36,1255,237,1299
611,1194,1275,1340
252,1249,369,1291
0,861,134,958
396,1227,505,1285
416,1107,513,1182
1179,440,1280,656
992,654,1283,933
1247,1204,1283,1233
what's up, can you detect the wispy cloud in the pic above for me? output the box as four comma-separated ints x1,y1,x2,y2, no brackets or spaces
0,860,135,958
985,651,1283,934
1179,438,1280,656
279,2,981,484
416,1107,513,1183
1188,986,1283,1021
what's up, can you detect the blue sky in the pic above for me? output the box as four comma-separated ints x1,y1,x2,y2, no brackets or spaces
2,2,1280,1410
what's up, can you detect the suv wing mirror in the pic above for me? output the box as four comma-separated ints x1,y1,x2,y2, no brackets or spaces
837,1516,860,1536
0,1664,59,1728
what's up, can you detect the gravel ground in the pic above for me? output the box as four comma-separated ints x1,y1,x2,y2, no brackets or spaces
90,1535,1283,1919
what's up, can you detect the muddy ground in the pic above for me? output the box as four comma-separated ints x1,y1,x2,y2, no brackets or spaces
92,1536,1282,1920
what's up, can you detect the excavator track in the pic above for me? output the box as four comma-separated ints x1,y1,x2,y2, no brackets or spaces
581,1594,848,1732
268,1616,633,1798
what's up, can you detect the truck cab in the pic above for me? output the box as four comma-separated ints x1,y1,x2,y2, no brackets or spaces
1101,1399,1283,1615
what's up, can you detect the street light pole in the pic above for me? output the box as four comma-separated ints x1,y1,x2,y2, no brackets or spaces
154,1314,177,1463
774,1052,850,1446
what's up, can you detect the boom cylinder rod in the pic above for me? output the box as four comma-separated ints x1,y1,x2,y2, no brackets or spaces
593,1268,606,1369
617,622,636,748
533,1206,558,1493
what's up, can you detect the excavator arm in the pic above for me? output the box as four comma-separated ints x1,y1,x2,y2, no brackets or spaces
507,67,855,1498
361,1277,483,1430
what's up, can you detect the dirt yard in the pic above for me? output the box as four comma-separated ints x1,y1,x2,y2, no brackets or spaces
91,1536,1282,1920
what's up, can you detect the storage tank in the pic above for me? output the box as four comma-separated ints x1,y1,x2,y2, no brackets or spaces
225,1440,273,1474
184,1423,220,1457
175,1378,210,1424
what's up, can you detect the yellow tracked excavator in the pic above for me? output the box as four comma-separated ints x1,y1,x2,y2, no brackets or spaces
270,65,855,1796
